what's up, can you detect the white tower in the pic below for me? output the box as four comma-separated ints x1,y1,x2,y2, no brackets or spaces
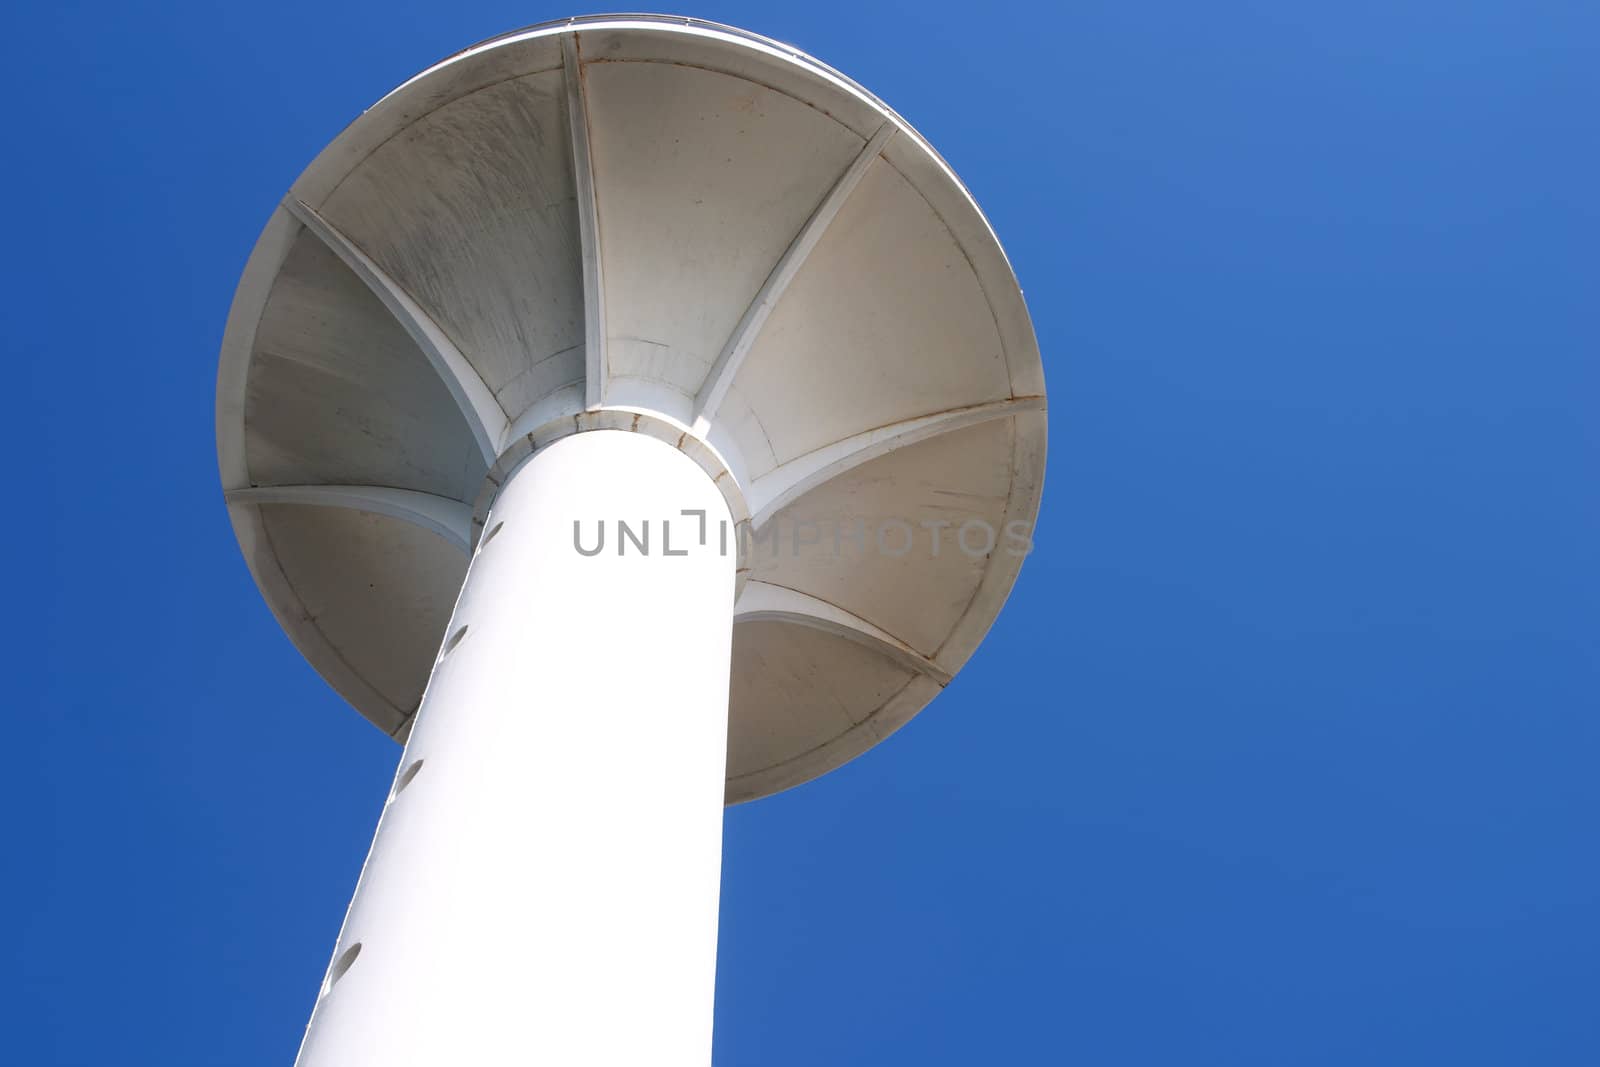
217,15,1046,1065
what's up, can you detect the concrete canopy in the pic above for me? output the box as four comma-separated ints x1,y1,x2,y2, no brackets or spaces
217,15,1047,803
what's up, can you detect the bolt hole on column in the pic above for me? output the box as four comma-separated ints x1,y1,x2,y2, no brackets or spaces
392,758,424,798
322,943,361,996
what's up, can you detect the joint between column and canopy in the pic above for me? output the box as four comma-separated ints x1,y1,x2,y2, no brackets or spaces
471,409,753,593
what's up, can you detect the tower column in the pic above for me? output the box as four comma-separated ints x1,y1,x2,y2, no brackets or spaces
295,429,737,1067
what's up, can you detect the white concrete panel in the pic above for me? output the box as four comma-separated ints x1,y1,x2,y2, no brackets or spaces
938,407,1047,670
881,138,1046,398
286,198,508,462
254,505,466,724
246,232,482,501
317,71,584,422
585,60,864,395
749,418,1014,659
695,123,896,425
726,674,944,805
291,39,565,207
733,157,1012,465
725,620,915,787
229,504,410,737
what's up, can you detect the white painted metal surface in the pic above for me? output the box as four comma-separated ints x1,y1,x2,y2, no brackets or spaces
295,431,735,1066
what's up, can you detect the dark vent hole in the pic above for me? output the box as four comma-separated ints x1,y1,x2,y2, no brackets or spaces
393,758,424,798
324,942,361,995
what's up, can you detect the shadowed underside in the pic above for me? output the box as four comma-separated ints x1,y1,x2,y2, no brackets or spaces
217,15,1046,803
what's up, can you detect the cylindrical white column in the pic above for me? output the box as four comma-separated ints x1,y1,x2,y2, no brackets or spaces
295,430,737,1066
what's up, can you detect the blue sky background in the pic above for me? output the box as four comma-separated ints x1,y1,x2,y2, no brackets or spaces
6,2,1597,1063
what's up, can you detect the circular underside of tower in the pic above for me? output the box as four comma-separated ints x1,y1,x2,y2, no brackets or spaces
217,15,1047,803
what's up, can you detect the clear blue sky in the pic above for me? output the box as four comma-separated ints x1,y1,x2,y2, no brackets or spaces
6,2,1597,1063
